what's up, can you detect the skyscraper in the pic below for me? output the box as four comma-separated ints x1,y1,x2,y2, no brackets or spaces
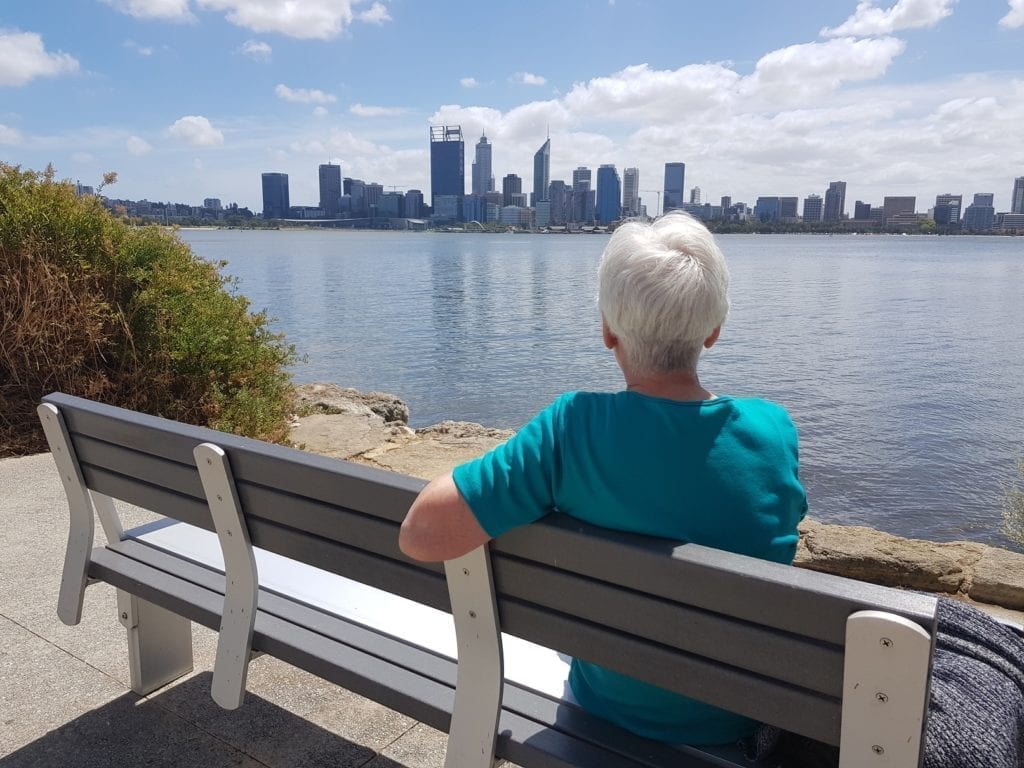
532,138,550,206
1012,177,1024,214
622,168,639,217
471,133,493,195
596,164,621,225
823,181,847,221
318,163,341,217
572,167,592,223
933,193,962,227
663,162,685,213
430,125,465,214
502,174,522,207
803,194,823,222
261,172,289,219
882,196,916,226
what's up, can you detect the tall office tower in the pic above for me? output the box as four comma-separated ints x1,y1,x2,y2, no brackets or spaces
502,174,522,207
572,167,592,222
963,194,996,231
429,125,465,214
1012,177,1024,214
318,163,342,217
548,180,569,225
974,193,995,206
933,193,963,226
596,165,622,224
365,183,383,215
261,172,289,220
405,189,423,218
663,162,685,213
532,138,550,206
882,196,916,225
349,180,367,217
823,181,847,221
854,201,872,220
620,167,638,217
690,186,702,205
471,133,493,195
803,194,823,222
780,197,799,220
720,196,732,211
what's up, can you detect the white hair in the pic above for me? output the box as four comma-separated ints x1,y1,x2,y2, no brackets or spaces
598,211,730,375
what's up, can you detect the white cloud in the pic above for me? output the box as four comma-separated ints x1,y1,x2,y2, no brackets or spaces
195,0,388,40
101,0,194,22
1000,0,1024,28
821,0,956,37
0,123,22,144
312,106,329,117
275,84,337,104
460,77,480,88
350,103,408,118
357,2,391,24
512,72,547,86
126,135,153,156
168,115,224,147
123,39,155,56
0,30,79,87
240,40,272,60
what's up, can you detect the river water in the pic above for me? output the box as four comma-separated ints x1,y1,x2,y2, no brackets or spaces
179,229,1024,547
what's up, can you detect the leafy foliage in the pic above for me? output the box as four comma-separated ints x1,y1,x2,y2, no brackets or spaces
0,163,296,456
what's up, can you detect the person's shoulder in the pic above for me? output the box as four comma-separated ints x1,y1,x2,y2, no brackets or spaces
724,397,798,429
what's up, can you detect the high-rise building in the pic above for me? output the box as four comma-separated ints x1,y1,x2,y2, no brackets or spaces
596,164,621,224
548,180,569,225
622,168,639,217
261,172,289,219
405,189,423,219
502,174,522,207
663,162,685,213
933,193,962,227
1012,177,1024,214
974,193,995,207
720,196,732,211
854,201,872,220
532,138,550,206
690,186,702,205
471,133,493,195
572,167,592,223
823,181,847,221
882,196,916,226
780,197,799,220
430,125,465,215
803,194,823,222
318,163,342,217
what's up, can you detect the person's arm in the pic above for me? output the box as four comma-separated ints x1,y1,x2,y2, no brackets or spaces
399,472,492,562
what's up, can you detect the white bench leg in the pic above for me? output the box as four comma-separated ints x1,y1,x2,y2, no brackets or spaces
118,590,193,695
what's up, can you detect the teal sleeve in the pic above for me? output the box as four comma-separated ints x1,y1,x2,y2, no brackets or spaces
451,396,563,538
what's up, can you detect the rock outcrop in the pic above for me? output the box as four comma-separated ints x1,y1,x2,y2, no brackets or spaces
289,383,1024,618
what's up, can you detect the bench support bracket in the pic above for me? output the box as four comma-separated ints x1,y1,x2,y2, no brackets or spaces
195,442,259,710
444,546,503,768
117,589,194,694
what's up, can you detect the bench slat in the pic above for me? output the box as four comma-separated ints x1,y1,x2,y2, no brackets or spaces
492,554,845,697
80,464,214,531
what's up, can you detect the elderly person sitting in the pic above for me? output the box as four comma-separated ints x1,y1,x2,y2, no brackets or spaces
400,211,808,747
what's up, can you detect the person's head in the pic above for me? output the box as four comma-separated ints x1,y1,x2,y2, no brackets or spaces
598,211,730,376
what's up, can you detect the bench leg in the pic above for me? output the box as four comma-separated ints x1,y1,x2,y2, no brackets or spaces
118,590,193,695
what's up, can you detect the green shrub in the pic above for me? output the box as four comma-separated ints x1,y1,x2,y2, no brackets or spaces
0,163,296,456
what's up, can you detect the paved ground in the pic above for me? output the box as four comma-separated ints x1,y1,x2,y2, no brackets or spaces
0,453,451,768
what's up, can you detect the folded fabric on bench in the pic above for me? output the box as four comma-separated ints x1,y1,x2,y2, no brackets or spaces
751,598,1024,768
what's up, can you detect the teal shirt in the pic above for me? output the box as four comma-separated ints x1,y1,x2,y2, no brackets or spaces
452,391,808,745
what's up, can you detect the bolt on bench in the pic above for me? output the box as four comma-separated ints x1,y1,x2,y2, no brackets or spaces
39,392,939,768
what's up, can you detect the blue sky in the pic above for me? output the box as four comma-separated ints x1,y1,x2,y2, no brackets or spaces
2,0,1023,212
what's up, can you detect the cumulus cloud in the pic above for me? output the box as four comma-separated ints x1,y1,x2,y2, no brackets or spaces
350,103,408,117
275,84,337,104
168,115,224,147
0,30,79,86
821,0,956,37
240,40,272,60
512,72,547,86
0,123,21,144
126,135,153,156
1001,0,1024,28
460,77,480,88
195,0,390,40
101,0,194,22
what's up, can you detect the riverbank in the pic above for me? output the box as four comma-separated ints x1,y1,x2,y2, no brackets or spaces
291,383,1024,623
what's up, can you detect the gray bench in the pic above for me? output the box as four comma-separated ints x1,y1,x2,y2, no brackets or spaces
39,392,939,768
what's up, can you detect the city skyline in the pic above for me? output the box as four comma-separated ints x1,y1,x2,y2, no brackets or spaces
3,1,1024,210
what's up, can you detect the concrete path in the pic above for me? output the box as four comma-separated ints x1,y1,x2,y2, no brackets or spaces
0,453,450,768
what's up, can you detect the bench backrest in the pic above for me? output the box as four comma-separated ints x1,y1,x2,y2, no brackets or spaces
41,392,938,766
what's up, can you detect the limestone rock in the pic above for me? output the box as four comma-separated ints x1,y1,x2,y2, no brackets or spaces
356,421,514,481
289,411,388,460
293,382,410,425
968,547,1024,609
795,518,987,593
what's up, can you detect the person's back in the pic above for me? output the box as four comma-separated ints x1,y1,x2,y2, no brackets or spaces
400,211,808,746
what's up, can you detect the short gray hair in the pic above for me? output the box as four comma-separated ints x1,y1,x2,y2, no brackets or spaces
598,211,730,375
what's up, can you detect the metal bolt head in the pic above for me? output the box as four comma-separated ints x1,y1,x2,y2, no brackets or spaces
468,610,477,619
875,692,888,703
880,637,893,647
120,612,128,620
872,745,885,755
462,568,469,575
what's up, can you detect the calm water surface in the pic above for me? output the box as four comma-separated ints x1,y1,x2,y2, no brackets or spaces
180,229,1024,546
